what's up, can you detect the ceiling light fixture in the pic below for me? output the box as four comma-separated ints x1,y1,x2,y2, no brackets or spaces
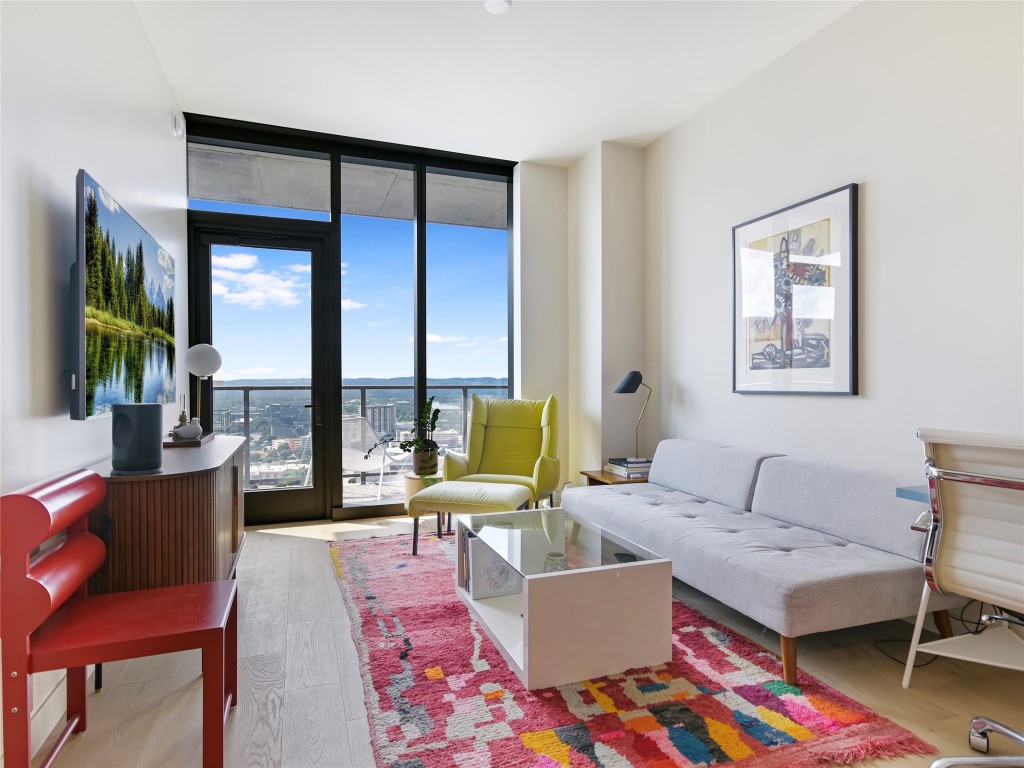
484,0,510,14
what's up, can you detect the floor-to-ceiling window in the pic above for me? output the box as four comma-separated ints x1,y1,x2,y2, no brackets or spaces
186,117,513,523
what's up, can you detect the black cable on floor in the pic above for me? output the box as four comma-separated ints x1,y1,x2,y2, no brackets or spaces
954,599,991,635
873,639,939,667
874,599,995,667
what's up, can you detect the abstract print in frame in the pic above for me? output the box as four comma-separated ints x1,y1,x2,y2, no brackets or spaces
733,184,857,394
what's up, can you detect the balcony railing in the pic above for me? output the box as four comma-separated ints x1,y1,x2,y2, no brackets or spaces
212,383,508,504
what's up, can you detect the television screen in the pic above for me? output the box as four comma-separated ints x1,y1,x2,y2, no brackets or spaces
71,170,176,419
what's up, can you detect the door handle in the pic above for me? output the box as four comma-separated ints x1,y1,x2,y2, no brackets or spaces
303,396,322,427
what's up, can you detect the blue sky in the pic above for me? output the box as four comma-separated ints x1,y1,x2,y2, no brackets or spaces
208,214,508,381
85,172,174,300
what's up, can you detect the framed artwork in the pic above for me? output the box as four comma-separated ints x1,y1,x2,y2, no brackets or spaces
732,183,858,395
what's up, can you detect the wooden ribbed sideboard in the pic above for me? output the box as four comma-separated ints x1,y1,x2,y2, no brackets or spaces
87,436,246,594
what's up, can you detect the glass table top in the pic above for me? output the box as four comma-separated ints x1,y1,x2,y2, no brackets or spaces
455,507,661,577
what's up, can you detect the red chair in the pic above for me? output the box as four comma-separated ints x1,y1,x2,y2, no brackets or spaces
0,469,237,768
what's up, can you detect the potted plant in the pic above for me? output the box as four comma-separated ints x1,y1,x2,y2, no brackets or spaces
399,396,441,475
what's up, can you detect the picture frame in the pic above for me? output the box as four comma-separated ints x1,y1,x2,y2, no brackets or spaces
732,183,858,395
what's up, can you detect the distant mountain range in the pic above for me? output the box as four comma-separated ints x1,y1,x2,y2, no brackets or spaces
146,279,167,312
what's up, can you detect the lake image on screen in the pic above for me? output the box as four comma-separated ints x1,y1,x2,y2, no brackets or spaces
82,174,175,417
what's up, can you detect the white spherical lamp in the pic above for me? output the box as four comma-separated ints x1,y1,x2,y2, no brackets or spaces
184,344,222,429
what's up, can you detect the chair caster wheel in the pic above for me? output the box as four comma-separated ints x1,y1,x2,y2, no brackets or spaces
968,728,989,753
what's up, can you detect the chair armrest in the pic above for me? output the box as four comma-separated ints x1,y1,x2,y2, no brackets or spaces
444,452,469,481
533,456,561,498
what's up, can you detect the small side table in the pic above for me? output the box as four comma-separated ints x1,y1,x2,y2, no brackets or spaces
403,472,443,510
580,470,650,486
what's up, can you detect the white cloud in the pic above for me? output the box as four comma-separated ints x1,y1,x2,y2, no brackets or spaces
157,247,174,274
455,341,479,348
211,252,258,270
341,299,367,311
426,334,467,343
214,267,305,308
367,318,396,327
96,186,121,214
157,247,175,296
288,264,311,274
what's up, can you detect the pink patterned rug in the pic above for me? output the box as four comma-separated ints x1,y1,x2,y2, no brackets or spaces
329,534,935,768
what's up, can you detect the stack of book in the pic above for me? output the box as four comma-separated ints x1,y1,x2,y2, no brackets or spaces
603,457,652,479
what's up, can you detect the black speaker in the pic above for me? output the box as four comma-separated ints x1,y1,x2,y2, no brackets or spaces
111,403,164,475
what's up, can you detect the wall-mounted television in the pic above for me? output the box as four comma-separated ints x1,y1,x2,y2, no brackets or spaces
70,170,176,420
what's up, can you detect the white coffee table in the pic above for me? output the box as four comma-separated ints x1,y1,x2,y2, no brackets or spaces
454,507,672,690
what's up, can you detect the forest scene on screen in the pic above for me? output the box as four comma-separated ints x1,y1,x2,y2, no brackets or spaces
83,173,175,416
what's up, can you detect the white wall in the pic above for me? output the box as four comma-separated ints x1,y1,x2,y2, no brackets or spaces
568,147,604,473
0,1,186,756
599,144,646,461
514,162,569,486
566,143,647,476
644,0,1023,476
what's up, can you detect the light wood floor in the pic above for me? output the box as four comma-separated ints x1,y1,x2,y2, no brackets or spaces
35,516,1023,768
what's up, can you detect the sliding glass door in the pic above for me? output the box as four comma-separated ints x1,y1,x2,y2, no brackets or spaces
188,217,334,525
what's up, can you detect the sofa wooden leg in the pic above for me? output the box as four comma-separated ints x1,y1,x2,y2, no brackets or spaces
412,517,419,555
932,609,954,638
780,635,798,686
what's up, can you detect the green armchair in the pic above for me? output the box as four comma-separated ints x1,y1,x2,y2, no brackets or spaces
443,395,560,504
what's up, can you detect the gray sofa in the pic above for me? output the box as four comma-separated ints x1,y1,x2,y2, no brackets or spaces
561,438,957,685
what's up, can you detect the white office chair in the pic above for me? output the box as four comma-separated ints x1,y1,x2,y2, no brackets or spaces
902,429,1024,767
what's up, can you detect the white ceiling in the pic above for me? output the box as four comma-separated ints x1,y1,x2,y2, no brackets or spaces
136,0,857,166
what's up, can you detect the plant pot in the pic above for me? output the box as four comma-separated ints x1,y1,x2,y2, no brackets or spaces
412,449,438,476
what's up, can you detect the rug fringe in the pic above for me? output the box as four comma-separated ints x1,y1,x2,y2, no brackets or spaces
736,729,938,768
820,733,939,765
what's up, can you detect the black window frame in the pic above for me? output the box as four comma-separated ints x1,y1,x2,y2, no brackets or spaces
185,114,515,518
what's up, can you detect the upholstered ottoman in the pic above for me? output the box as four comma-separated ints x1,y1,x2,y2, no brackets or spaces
407,481,532,554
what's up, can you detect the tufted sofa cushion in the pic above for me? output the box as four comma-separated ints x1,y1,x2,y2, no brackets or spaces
647,438,777,511
751,457,926,560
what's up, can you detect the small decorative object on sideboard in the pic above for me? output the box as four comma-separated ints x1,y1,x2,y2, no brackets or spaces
176,394,188,428
184,342,222,438
173,418,203,440
165,394,213,447
399,396,441,475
